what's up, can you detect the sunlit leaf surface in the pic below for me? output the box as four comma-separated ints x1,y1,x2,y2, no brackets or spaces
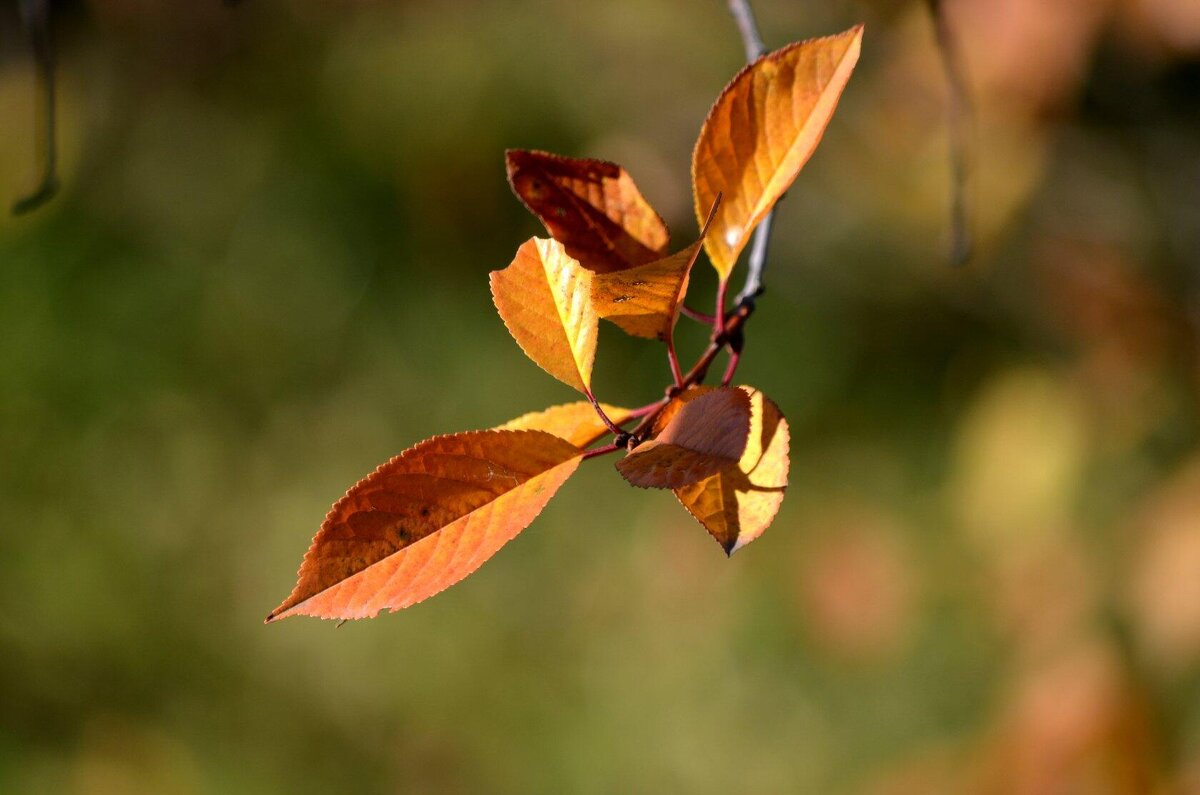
267,430,582,621
692,25,863,279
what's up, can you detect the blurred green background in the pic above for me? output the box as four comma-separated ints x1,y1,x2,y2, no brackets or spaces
2,0,1199,792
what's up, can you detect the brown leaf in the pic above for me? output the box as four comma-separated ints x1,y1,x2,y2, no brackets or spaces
490,238,599,393
266,430,582,622
590,197,719,341
616,386,752,489
648,385,714,435
692,25,863,280
496,401,633,449
506,149,670,274
674,386,789,554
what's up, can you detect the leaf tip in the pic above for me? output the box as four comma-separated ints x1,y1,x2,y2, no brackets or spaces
503,148,525,177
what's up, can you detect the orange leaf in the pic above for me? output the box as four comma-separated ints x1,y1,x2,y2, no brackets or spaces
267,430,582,622
590,240,702,340
616,387,752,489
675,386,790,555
590,197,719,341
692,25,863,280
490,238,599,393
507,149,670,274
496,401,633,449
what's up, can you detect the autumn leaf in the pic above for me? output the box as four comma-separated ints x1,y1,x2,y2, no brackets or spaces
647,384,713,435
692,25,863,280
267,430,582,622
616,386,752,488
506,149,670,274
491,238,599,393
675,386,789,555
497,401,633,448
590,196,720,341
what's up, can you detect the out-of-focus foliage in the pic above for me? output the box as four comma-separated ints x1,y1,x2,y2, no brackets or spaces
1,0,1198,792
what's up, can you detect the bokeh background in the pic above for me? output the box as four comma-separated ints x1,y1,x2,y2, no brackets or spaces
2,0,1199,792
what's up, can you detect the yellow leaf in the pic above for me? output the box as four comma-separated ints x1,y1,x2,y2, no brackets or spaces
267,430,582,622
490,238,599,393
616,387,751,489
590,197,719,340
692,25,863,280
506,149,670,273
674,386,790,554
496,401,633,449
590,240,702,340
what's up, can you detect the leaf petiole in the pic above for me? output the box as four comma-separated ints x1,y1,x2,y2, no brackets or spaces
628,400,667,418
581,443,620,461
583,387,625,437
680,305,716,324
721,349,742,387
666,335,685,388
713,277,729,339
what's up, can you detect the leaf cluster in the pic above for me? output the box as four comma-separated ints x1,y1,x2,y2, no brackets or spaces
268,25,863,623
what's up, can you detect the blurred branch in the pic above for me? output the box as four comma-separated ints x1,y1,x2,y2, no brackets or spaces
726,0,772,307
926,0,974,267
12,0,59,215
728,0,766,61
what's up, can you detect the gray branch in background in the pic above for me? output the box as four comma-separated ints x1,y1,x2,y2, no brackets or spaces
728,0,766,62
726,0,773,308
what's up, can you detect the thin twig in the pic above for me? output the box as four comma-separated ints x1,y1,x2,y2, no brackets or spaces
13,0,59,215
736,212,772,306
926,0,973,267
728,0,767,60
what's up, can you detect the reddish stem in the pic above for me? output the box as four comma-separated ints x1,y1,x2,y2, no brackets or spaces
666,334,685,388
721,348,742,386
680,304,716,324
713,278,729,338
627,401,662,418
583,387,624,436
625,300,755,444
581,443,619,460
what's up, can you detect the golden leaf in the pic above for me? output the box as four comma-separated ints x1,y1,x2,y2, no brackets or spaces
590,197,719,340
616,387,752,489
490,238,599,393
496,401,633,449
674,386,789,554
267,430,582,622
692,25,863,280
506,149,670,273
590,240,702,340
